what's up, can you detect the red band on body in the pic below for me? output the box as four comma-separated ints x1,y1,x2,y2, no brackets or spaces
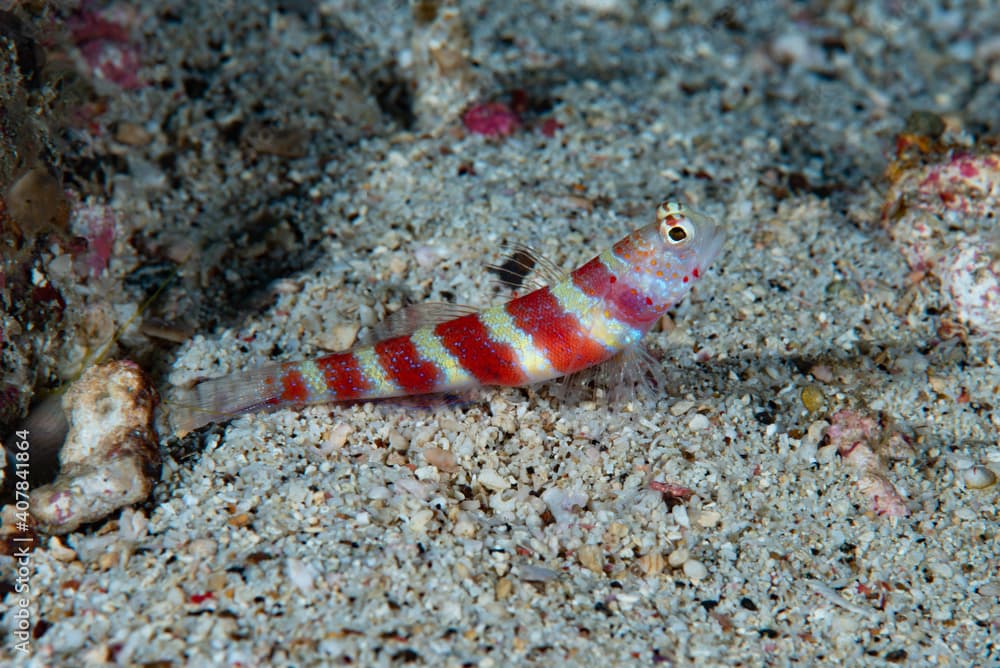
505,288,608,374
375,336,441,394
434,315,527,386
315,352,370,400
279,366,310,403
571,257,615,298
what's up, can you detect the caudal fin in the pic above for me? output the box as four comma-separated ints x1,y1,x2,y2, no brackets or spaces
170,363,285,435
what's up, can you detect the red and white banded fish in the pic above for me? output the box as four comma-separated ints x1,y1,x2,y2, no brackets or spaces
175,200,724,432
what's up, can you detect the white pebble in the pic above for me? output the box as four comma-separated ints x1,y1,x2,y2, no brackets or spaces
478,468,510,492
977,581,1000,597
368,486,390,500
670,399,695,416
696,510,721,529
187,538,217,560
453,516,476,537
931,605,953,621
408,508,434,532
672,504,690,528
520,564,560,582
683,558,708,581
667,547,689,567
286,558,317,594
931,561,954,579
964,466,998,489
414,244,448,269
954,507,978,521
322,422,352,453
414,465,440,481
489,489,519,514
319,323,360,351
688,413,710,431
388,430,409,452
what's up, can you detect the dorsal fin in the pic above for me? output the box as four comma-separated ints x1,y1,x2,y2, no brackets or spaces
487,243,566,292
363,302,480,343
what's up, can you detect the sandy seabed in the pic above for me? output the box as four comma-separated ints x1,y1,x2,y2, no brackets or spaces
3,1,999,665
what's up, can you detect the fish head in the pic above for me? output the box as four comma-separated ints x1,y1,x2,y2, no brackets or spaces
607,200,725,323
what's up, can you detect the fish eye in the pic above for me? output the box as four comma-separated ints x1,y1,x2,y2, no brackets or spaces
662,219,694,245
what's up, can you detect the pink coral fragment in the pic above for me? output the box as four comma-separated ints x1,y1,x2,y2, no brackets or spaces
80,39,144,90
462,102,521,137
827,410,911,518
827,409,878,459
72,200,117,277
883,146,1000,338
69,5,145,89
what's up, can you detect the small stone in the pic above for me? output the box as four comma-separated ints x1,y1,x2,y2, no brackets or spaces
368,486,390,500
496,577,513,600
800,384,825,412
286,557,317,594
637,551,665,576
6,164,71,235
388,255,408,276
688,414,710,431
810,364,835,383
47,536,77,562
388,430,409,452
667,547,689,568
206,571,228,592
904,110,945,138
577,544,604,574
228,513,252,527
97,550,120,570
672,504,690,528
928,375,950,394
82,644,111,664
696,510,721,528
670,400,695,416
318,323,360,352
453,516,476,538
188,538,217,560
324,423,353,452
115,121,153,146
477,468,510,492
931,605,953,622
606,521,628,541
520,564,560,582
409,508,434,532
806,420,829,445
964,466,998,489
930,561,954,579
954,507,977,521
977,581,1000,597
683,558,708,581
423,446,458,473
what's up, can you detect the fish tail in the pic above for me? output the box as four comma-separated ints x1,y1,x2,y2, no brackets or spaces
171,363,286,434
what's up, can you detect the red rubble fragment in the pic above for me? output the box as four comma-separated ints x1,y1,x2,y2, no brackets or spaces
462,102,521,137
